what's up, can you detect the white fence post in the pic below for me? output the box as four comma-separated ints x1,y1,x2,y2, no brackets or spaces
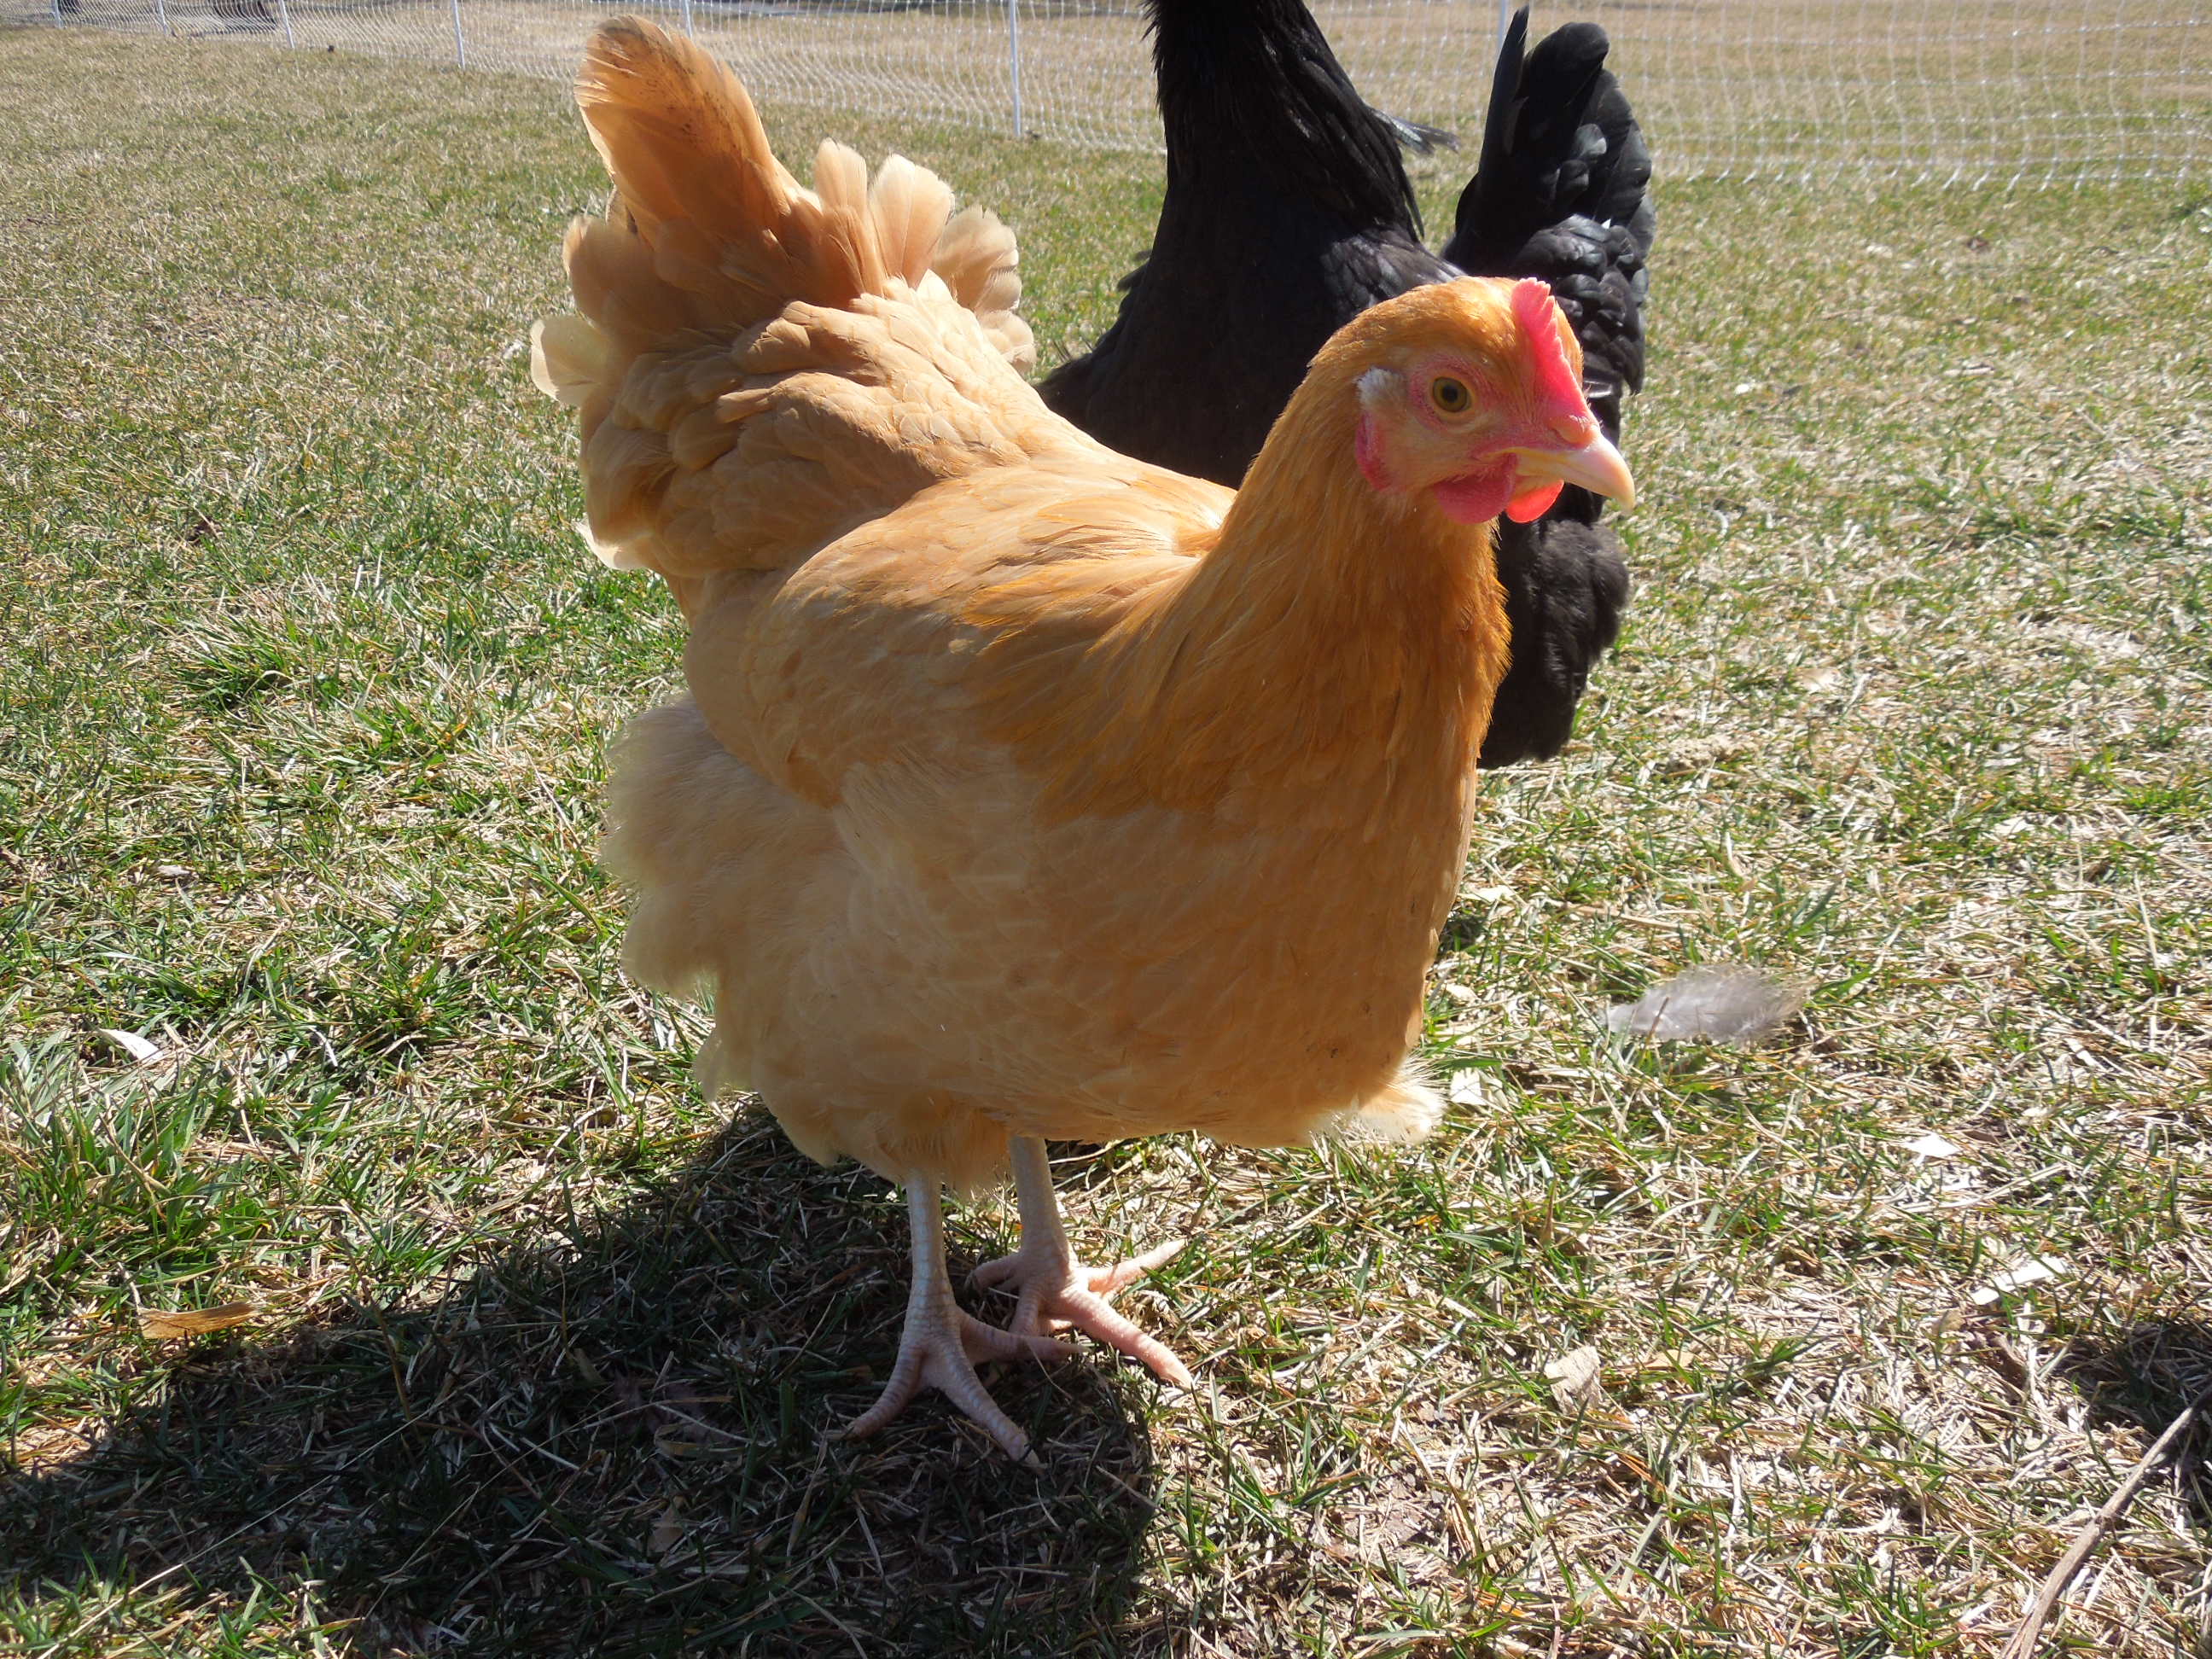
153,0,169,31
451,0,466,66
680,0,695,34
1497,0,1514,49
275,0,295,47
1006,0,1024,137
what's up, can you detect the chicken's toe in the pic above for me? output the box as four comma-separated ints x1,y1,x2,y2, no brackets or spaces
975,1237,1192,1388
975,1138,1196,1389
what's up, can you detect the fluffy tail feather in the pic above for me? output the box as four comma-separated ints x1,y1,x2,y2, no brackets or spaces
565,19,952,336
537,19,1031,386
931,205,1036,374
529,18,1037,585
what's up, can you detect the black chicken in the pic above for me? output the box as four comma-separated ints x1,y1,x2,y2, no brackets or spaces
1040,3,1653,766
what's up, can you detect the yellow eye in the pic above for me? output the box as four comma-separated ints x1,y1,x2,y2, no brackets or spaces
1430,375,1472,415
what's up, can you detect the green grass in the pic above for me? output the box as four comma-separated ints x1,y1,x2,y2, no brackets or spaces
3,25,2209,1659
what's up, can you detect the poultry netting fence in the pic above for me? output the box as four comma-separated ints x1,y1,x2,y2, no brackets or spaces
25,0,2212,185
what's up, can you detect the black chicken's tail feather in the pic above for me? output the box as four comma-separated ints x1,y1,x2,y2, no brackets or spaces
1378,110,1458,154
1442,8,1653,448
1447,8,1645,769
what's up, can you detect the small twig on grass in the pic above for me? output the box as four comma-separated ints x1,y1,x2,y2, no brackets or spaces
2000,1384,2212,1659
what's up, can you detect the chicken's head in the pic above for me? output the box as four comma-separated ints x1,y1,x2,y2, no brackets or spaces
1344,277,1635,526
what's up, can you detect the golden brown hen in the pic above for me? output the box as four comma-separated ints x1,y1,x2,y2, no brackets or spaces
533,19,1633,1460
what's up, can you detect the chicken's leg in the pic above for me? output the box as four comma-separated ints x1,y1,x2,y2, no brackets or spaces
972,1138,1193,1388
845,1176,1074,1462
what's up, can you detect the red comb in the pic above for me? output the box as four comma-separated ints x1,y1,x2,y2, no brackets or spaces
1511,278,1586,422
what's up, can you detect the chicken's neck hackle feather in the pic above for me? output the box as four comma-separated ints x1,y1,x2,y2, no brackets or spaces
975,299,1510,827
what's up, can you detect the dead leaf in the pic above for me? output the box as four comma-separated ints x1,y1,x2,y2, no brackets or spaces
1927,1306,1972,1338
96,1028,164,1065
1543,1344,1604,1407
1657,733,1755,775
1446,1069,1487,1106
651,1377,731,1458
1970,1255,2067,1306
648,1502,686,1557
140,1301,257,1340
1906,1132,1963,1160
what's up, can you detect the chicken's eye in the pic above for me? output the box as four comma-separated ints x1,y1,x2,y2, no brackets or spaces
1429,376,1472,416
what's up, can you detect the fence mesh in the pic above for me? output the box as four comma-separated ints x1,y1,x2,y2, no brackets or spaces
27,0,2212,185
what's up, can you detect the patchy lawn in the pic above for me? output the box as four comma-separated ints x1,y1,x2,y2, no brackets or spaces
2,25,2209,1659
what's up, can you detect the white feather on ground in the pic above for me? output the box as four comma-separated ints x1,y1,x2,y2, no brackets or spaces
1605,963,1805,1046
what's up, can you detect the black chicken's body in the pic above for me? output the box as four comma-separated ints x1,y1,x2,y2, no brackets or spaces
1040,3,1652,766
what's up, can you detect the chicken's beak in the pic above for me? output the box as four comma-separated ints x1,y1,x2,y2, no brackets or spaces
1509,430,1637,509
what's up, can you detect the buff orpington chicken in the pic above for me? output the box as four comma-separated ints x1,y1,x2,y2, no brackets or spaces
532,19,1634,1461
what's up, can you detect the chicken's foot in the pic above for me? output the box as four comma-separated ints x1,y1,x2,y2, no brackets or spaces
972,1137,1194,1388
844,1175,1075,1461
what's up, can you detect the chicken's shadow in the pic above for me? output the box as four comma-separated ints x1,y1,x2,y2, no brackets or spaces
2056,1314,2212,1532
1,1121,1169,1656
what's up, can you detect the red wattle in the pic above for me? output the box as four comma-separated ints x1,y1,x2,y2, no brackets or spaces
1505,480,1564,523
